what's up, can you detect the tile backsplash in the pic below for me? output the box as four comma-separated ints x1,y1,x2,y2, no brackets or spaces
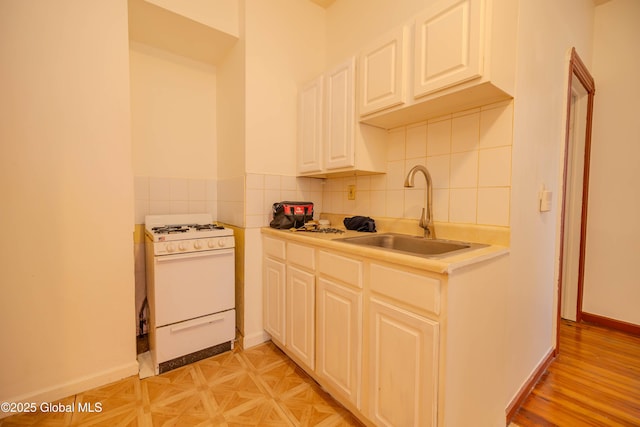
133,100,513,229
322,100,513,227
134,176,218,224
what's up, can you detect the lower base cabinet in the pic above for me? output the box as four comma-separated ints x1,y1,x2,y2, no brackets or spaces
316,277,363,408
368,297,439,427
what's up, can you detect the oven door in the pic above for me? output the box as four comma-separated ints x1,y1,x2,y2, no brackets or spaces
152,248,234,327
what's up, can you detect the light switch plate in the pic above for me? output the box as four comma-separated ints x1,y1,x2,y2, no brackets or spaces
347,185,356,200
540,190,552,212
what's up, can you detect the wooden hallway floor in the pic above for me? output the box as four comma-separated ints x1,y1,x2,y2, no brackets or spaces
512,319,640,426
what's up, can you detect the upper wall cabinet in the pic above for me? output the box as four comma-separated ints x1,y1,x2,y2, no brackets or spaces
413,0,482,97
358,26,409,116
128,0,239,65
359,0,517,130
297,58,387,178
298,76,324,174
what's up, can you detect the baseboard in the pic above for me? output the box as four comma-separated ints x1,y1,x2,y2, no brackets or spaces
505,348,555,423
0,361,139,419
242,330,271,349
581,312,640,336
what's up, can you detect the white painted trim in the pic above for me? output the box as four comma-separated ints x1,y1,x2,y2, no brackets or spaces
0,361,139,419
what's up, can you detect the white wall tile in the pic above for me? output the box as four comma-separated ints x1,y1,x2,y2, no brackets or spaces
426,155,450,189
477,187,510,226
451,112,480,153
370,190,386,217
427,118,451,156
386,189,404,218
387,128,406,161
149,177,171,200
406,123,427,159
449,188,477,223
246,173,264,190
246,189,265,215
264,174,281,191
387,160,405,191
188,200,207,214
432,189,449,222
370,174,386,191
480,101,513,148
188,179,206,201
450,151,478,188
170,178,189,201
281,175,297,191
404,187,425,218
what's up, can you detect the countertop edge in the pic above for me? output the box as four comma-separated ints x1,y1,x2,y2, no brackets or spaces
261,227,510,275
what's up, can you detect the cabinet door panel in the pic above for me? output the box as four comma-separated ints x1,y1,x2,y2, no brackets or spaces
316,278,362,408
286,266,315,369
324,58,355,170
369,298,439,427
263,257,286,344
358,26,408,116
298,76,323,173
414,0,482,98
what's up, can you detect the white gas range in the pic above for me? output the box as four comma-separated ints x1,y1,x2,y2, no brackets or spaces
144,214,235,374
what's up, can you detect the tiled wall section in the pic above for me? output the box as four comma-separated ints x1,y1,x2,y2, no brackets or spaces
323,100,513,227
134,176,218,224
244,174,324,228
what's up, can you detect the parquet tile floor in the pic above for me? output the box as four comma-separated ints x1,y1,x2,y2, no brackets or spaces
0,342,363,427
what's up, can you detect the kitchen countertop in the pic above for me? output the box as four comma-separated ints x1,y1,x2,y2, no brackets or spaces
261,226,509,275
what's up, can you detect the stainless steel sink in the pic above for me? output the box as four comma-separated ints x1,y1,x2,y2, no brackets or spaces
337,233,488,259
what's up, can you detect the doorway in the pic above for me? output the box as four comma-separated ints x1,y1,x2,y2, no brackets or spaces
556,47,595,351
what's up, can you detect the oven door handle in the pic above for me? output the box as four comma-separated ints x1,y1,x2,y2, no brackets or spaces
155,249,234,262
170,313,226,333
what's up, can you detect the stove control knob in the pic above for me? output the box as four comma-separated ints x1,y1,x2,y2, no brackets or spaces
218,239,226,248
208,240,215,248
166,243,175,253
194,240,202,249
178,242,188,251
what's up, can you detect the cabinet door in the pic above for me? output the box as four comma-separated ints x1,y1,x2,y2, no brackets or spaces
413,0,483,98
298,76,323,173
368,298,439,427
316,278,362,408
358,26,409,116
286,265,315,369
324,57,355,170
263,257,286,344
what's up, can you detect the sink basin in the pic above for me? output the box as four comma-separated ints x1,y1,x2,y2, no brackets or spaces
337,233,487,259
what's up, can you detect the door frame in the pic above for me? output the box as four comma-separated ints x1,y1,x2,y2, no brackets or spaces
556,48,595,353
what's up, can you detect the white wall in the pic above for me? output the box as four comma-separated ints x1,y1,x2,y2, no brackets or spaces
244,0,326,177
0,0,137,405
130,43,218,180
506,0,594,406
583,0,640,325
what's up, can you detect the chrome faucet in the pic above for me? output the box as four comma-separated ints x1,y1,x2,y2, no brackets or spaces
404,165,435,239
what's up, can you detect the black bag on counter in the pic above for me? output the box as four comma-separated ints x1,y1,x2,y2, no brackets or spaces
343,216,377,232
270,201,314,229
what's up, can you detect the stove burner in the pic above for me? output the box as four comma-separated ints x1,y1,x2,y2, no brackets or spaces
194,224,225,231
151,223,225,235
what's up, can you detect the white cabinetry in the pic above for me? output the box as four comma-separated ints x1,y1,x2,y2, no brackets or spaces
262,237,316,370
367,263,440,427
297,77,323,174
358,26,409,116
261,230,509,426
413,0,482,97
286,264,315,368
263,239,286,344
359,0,517,129
316,251,363,408
297,59,387,177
